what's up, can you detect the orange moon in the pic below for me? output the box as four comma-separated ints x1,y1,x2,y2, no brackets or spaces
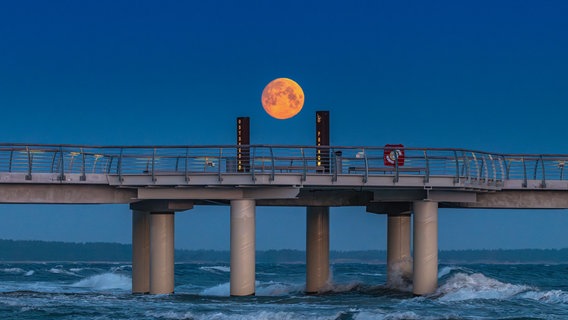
261,78,304,119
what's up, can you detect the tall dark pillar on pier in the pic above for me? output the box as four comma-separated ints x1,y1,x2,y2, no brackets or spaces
237,117,250,172
315,111,330,173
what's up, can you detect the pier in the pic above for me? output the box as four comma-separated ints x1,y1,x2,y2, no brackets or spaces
1,143,568,295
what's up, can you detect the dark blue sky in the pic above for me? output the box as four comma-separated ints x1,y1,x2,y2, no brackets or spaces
1,1,567,250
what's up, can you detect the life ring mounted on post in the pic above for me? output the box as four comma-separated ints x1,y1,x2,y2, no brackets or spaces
384,144,405,167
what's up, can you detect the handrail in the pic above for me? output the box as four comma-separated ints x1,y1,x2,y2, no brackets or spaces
1,144,568,187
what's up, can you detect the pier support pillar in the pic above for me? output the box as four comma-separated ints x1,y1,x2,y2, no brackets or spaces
412,201,438,296
387,212,412,288
149,212,175,294
132,210,150,294
305,206,330,294
230,199,256,296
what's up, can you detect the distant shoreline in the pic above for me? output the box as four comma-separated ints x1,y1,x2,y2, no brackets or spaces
2,239,568,264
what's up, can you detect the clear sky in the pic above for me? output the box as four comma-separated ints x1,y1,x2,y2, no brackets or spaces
1,0,567,250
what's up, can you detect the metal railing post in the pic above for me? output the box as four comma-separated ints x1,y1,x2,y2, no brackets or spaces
540,155,546,188
332,147,338,182
25,146,32,180
117,148,123,183
363,148,369,183
498,155,505,185
251,147,256,182
80,148,86,181
505,158,511,180
533,157,539,180
218,148,223,182
58,146,66,181
472,152,480,182
522,157,527,188
452,150,458,184
482,155,488,183
269,147,275,182
301,148,307,182
8,149,13,173
51,150,58,173
151,148,156,183
184,148,190,182
393,150,399,183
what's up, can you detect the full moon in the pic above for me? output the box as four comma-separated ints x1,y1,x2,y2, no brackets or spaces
261,78,304,120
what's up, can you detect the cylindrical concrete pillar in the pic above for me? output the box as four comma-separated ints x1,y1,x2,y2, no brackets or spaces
387,213,412,288
149,212,175,294
132,210,150,294
305,206,330,294
412,201,438,296
230,199,256,296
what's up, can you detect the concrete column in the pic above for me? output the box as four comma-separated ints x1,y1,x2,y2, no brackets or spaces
132,210,150,294
412,201,438,296
387,213,412,288
149,212,175,294
305,206,330,294
230,199,256,296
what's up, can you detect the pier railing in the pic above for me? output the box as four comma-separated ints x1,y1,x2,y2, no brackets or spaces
0,144,566,187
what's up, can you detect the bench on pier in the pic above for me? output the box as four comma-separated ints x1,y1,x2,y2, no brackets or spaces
255,165,326,173
348,166,427,174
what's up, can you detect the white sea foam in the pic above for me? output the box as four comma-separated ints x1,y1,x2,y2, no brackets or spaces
184,311,339,320
436,272,532,302
200,281,303,297
359,272,384,277
145,310,196,319
71,273,131,291
355,311,421,320
230,311,337,320
437,266,457,279
48,267,79,277
1,268,26,274
110,265,132,272
520,289,568,304
200,282,231,296
199,265,230,273
328,281,363,293
256,281,303,296
24,270,35,276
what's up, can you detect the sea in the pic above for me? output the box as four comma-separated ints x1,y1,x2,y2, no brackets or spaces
1,262,568,320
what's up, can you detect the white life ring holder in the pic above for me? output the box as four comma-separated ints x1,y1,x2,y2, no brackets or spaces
386,149,402,165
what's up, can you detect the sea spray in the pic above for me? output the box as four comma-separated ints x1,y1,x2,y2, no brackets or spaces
71,273,131,291
436,272,532,301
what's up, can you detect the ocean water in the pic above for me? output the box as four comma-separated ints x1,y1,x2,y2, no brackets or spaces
1,262,568,319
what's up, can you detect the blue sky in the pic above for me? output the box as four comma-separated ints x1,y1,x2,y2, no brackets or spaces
1,1,567,250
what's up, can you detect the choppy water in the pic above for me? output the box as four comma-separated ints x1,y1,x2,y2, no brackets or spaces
1,262,568,319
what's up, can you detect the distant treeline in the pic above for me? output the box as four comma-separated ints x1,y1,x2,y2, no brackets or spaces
2,239,568,264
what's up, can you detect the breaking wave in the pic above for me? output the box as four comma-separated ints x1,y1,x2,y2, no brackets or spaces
71,273,131,291
199,266,230,273
436,270,568,305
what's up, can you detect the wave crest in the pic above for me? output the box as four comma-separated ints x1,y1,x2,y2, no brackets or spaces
436,272,532,301
199,266,230,273
71,273,131,291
